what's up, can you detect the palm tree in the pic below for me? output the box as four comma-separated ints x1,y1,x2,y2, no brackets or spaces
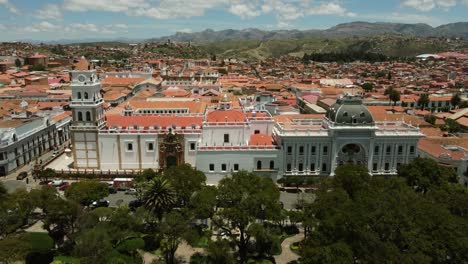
142,177,176,221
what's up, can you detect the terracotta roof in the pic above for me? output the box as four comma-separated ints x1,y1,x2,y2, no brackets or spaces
206,109,246,123
249,134,275,146
105,115,203,128
102,77,146,86
52,112,71,122
418,138,467,161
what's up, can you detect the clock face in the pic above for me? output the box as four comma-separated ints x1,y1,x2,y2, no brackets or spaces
77,75,86,82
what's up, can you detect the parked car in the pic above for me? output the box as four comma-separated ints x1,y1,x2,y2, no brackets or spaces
108,187,117,194
129,200,143,211
16,172,28,180
58,183,71,191
125,188,137,195
51,179,64,187
90,199,110,209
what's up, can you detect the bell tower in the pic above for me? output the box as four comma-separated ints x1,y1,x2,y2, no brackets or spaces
70,70,105,169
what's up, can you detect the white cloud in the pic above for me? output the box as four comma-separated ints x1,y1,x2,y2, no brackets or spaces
36,4,63,20
0,0,19,13
229,3,261,19
24,21,61,33
21,21,128,35
63,0,149,12
401,0,458,11
34,0,357,29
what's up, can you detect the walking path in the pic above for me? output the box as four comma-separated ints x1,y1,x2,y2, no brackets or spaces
274,229,304,264
175,241,204,263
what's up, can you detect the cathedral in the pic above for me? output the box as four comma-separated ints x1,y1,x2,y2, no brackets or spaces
70,70,423,183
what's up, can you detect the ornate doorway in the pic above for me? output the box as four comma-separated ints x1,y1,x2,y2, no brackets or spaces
158,132,184,169
337,143,367,166
166,156,177,168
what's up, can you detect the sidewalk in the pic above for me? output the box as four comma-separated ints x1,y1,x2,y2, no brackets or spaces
1,142,69,182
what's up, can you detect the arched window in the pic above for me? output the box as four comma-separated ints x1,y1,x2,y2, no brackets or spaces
269,160,274,170
78,112,83,121
77,92,82,99
257,160,262,170
84,92,89,99
86,111,91,121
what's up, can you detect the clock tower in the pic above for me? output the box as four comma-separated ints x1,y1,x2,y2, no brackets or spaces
70,70,105,169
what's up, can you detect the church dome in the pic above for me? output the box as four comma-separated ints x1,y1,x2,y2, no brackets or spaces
326,96,374,125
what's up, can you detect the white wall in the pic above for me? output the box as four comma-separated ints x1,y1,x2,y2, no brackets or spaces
195,149,279,184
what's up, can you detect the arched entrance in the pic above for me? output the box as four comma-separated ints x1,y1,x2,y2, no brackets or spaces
166,156,177,168
337,143,367,165
158,132,184,169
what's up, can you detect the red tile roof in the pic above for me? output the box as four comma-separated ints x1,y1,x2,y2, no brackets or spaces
249,134,275,146
206,109,246,122
105,115,203,129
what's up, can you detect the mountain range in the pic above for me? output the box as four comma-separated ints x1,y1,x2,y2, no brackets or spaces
147,22,468,43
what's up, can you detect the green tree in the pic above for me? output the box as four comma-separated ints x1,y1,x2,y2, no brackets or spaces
450,93,461,108
334,164,370,199
444,118,461,133
38,168,56,182
189,185,218,222
389,89,400,106
418,94,430,110
398,157,457,193
142,176,176,221
360,82,374,92
65,180,109,206
213,171,281,263
301,166,468,263
74,228,114,264
206,240,234,264
15,58,22,68
424,114,436,125
160,211,189,264
164,164,206,207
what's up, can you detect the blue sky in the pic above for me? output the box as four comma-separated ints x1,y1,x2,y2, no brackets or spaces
0,0,467,41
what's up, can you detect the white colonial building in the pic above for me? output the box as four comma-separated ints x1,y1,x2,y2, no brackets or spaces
70,70,423,183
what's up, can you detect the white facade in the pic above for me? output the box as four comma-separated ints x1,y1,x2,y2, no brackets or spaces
70,71,424,183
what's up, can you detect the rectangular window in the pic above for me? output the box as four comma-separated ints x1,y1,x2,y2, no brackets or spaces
323,146,328,154
386,146,391,155
299,146,304,155
287,163,292,172
287,146,292,154
147,142,154,151
233,164,239,171
190,142,196,150
373,163,378,171
398,146,403,154
224,134,229,143
311,146,316,154
409,146,415,154
298,163,304,172
310,163,315,171
322,163,327,172
385,163,390,171
127,143,133,151
254,130,260,134
374,146,379,155
209,164,215,171
221,164,227,171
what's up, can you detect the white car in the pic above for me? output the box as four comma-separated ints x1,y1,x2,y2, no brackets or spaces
125,188,137,195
